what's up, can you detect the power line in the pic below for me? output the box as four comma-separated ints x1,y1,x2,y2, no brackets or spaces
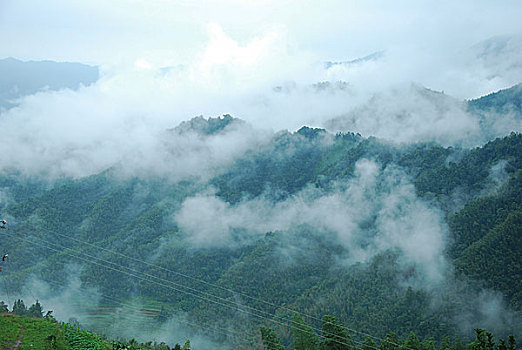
3,234,284,348
3,231,370,350
40,278,261,347
22,222,399,347
1,238,296,350
25,232,298,325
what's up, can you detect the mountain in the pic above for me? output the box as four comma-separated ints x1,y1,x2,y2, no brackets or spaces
325,83,522,146
468,35,522,80
0,57,99,110
468,83,522,114
170,114,244,136
324,51,385,69
0,87,521,348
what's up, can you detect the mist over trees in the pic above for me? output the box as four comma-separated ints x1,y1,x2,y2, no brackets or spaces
1,1,522,348
0,83,521,347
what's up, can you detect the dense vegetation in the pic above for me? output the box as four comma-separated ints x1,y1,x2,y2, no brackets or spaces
261,314,519,350
0,85,521,348
0,300,518,350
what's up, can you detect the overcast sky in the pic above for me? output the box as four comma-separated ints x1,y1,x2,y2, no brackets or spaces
1,0,521,66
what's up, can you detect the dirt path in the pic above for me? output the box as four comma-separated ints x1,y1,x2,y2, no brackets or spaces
0,316,24,350
9,323,23,350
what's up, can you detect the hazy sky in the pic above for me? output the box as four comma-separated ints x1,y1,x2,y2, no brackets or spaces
2,0,522,67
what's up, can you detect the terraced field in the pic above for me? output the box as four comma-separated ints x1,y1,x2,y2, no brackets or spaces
66,300,162,339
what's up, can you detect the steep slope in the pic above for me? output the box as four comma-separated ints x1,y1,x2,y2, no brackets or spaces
0,314,180,349
454,207,522,309
0,116,521,346
468,83,522,113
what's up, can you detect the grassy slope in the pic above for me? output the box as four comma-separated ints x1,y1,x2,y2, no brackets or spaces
0,314,21,348
0,314,69,349
0,314,179,349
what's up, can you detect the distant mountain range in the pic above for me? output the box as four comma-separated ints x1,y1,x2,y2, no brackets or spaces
324,50,385,69
0,57,99,110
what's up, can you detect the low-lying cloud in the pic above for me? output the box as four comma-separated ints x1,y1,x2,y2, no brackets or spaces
0,265,101,322
325,84,480,146
175,159,448,283
0,265,223,348
1,23,521,179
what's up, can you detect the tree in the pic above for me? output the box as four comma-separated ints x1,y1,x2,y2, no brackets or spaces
181,340,191,350
0,300,8,313
292,313,319,350
508,336,516,350
361,336,377,350
424,338,436,350
28,299,44,318
469,329,487,350
12,299,27,316
260,326,285,350
403,333,422,350
486,332,494,350
379,333,400,350
320,315,353,350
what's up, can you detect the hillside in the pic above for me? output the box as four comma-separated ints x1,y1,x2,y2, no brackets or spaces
0,86,521,348
0,313,181,349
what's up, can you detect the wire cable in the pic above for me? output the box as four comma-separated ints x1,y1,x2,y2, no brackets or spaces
18,268,293,349
3,231,368,350
1,273,11,309
22,222,399,347
41,278,259,346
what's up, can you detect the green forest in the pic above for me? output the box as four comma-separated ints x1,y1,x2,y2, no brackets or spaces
0,300,518,350
0,84,521,349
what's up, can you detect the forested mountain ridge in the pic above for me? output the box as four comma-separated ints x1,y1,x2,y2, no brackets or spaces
0,86,521,348
468,83,522,113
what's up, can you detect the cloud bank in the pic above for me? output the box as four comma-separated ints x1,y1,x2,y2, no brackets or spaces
175,159,448,283
1,12,521,179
